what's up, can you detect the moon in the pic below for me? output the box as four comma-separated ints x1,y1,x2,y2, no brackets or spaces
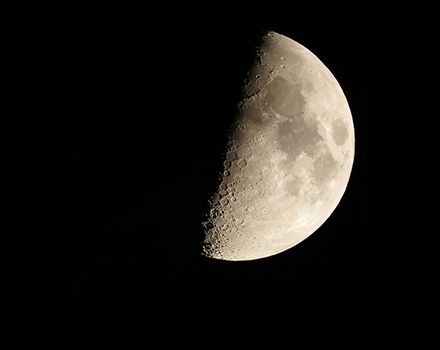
201,31,355,261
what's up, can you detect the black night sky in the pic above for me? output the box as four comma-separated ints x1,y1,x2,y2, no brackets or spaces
72,3,369,348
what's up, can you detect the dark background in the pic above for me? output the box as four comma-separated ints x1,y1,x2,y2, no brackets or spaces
72,2,369,348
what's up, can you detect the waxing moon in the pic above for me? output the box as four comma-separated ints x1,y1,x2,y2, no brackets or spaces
202,31,355,261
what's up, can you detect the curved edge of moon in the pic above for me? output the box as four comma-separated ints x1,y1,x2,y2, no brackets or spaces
201,31,355,261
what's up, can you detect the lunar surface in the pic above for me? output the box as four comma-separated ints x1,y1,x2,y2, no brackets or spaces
202,31,355,261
